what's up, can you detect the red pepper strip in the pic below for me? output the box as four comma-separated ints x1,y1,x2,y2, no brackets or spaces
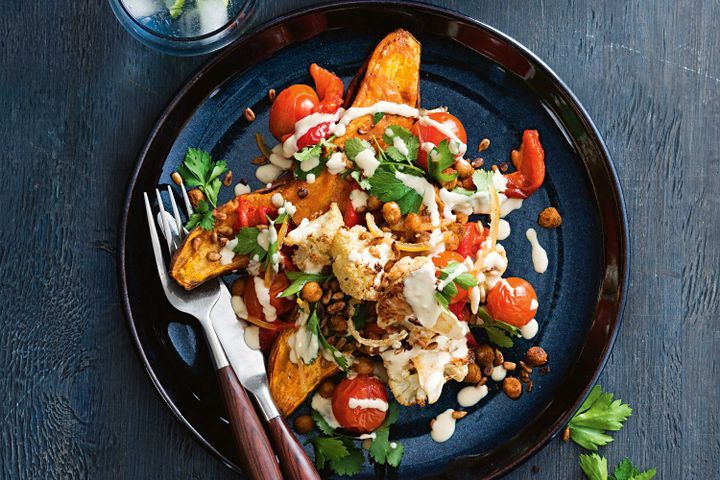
296,122,332,150
309,63,344,114
455,223,489,258
504,129,546,199
236,197,277,229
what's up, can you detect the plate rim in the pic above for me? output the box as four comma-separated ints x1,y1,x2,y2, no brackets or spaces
117,2,630,478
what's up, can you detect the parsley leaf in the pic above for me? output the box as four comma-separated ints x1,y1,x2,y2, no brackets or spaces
373,111,385,125
427,139,458,184
185,200,215,231
569,385,633,451
350,170,372,190
580,453,609,480
168,0,185,19
294,139,335,181
366,166,423,214
279,272,330,298
382,125,420,164
330,438,364,476
177,147,227,208
369,403,404,467
311,410,336,436
472,169,495,192
613,458,657,480
311,436,348,470
344,138,373,161
473,306,520,348
233,227,267,262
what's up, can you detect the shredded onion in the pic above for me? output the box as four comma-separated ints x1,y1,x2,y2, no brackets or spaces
255,132,271,159
347,318,408,347
395,241,431,252
474,183,500,271
277,216,289,249
365,213,384,237
244,313,278,330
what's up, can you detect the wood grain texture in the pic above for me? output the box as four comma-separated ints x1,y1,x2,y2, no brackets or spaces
0,1,718,479
266,417,321,480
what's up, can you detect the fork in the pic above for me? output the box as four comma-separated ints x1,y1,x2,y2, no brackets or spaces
143,187,282,480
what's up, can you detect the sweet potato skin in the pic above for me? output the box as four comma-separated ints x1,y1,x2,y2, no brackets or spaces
170,172,355,290
268,328,339,417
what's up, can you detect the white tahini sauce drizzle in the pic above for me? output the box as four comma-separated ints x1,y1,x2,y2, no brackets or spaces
219,238,238,265
497,219,511,240
431,409,458,443
234,182,251,196
403,261,442,329
282,109,345,157
418,115,467,157
326,152,347,175
252,276,277,322
354,148,380,177
457,384,489,407
469,285,481,314
306,173,316,184
437,263,468,292
271,193,284,207
350,189,369,210
288,309,319,364
244,326,260,350
256,163,283,184
491,365,507,382
525,228,548,273
393,136,409,156
231,295,248,319
311,393,341,429
348,397,389,412
521,319,539,339
339,101,420,126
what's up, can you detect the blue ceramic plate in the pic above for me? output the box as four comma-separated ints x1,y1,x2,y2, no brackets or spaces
118,2,628,478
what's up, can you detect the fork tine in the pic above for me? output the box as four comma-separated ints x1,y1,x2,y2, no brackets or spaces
155,189,173,252
167,185,185,241
179,178,194,216
143,193,171,288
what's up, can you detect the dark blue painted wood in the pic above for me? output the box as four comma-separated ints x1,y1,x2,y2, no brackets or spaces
1,1,718,479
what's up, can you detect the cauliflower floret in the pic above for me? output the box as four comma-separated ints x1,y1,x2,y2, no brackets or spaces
330,226,395,301
284,203,344,273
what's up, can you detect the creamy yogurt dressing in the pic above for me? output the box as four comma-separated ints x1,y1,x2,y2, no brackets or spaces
393,136,409,156
431,409,457,443
457,384,489,407
354,148,380,177
521,319,539,339
497,219,511,240
219,238,238,265
326,152,347,174
311,393,341,429
231,294,248,319
244,325,260,350
403,261,442,329
234,182,251,196
350,189,369,210
339,101,421,126
491,365,507,382
253,276,277,322
525,228,548,273
418,115,467,157
348,397,389,412
287,309,318,364
256,163,283,184
395,172,439,225
437,262,468,292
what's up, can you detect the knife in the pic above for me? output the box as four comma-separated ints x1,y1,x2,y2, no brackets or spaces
210,285,321,480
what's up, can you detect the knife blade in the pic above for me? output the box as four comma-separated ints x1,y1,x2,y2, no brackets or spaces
210,285,321,480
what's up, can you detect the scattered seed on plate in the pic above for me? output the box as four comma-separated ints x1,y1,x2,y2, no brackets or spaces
171,172,182,185
268,88,276,102
223,170,233,187
478,138,490,152
244,107,255,122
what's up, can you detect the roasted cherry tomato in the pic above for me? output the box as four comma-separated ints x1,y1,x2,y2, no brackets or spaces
455,223,488,259
296,121,332,150
449,301,470,322
331,375,388,434
411,112,468,170
486,277,538,327
236,198,277,229
309,64,344,114
504,129,546,199
243,273,295,323
269,85,319,141
433,251,469,304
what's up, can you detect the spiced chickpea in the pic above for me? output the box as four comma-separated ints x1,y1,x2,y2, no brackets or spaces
301,281,323,303
474,344,495,366
445,231,460,251
454,158,474,179
525,346,548,367
317,380,335,398
503,377,522,399
538,207,562,229
293,415,314,434
187,189,205,208
464,363,482,384
382,202,402,225
404,213,422,231
354,356,374,375
367,195,382,211
460,176,475,190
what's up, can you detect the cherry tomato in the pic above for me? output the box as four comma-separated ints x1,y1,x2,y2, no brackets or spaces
433,251,469,304
309,64,344,114
331,375,388,433
449,302,470,322
236,198,277,229
243,273,295,322
411,112,468,170
455,223,488,258
504,129,546,199
296,122,332,150
269,85,319,141
486,277,538,327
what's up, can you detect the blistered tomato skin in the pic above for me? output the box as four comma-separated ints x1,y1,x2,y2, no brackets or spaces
504,129,546,199
411,112,468,170
486,277,538,327
268,85,319,141
331,375,388,433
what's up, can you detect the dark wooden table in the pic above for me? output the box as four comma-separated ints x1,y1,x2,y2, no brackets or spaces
2,1,718,478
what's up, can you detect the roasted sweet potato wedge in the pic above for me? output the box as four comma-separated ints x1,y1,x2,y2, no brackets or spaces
170,172,355,290
268,328,339,417
336,29,421,148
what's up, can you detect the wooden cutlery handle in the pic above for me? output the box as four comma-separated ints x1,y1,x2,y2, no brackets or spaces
267,416,321,480
216,366,282,480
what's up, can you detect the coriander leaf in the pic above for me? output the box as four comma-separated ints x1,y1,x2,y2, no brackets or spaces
168,0,185,18
452,187,476,196
373,111,385,125
369,424,390,464
629,470,657,480
279,272,330,298
184,200,215,231
311,436,348,470
386,441,404,467
385,402,399,426
428,139,457,183
612,458,655,480
579,453,608,480
311,411,336,436
366,166,423,214
472,169,495,192
177,148,227,207
569,385,633,451
294,143,322,162
350,170,372,190
344,138,373,161
329,438,364,476
483,326,514,348
434,291,449,309
233,227,267,262
382,125,420,163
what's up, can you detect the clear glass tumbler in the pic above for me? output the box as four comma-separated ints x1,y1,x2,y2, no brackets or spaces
109,0,257,56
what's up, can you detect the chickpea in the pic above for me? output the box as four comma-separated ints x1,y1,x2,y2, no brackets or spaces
187,189,205,209
301,281,323,303
317,380,335,399
464,363,482,384
404,213,422,231
525,346,548,367
293,415,314,434
445,231,460,251
503,377,522,399
230,278,245,297
460,176,475,190
454,158,474,179
474,344,495,366
367,195,382,211
538,207,562,229
354,356,374,375
382,202,402,225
